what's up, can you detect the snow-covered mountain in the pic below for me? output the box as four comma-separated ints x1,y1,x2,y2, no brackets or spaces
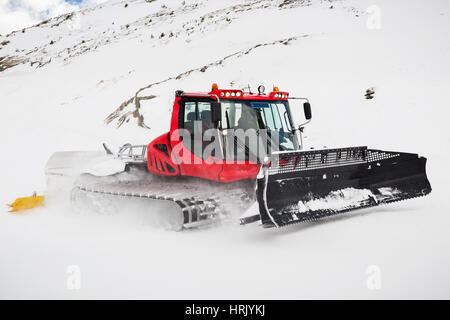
0,0,449,298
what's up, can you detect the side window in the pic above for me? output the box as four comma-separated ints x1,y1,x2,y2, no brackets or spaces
181,100,216,159
183,101,213,129
262,107,275,129
198,102,211,121
234,104,242,127
184,102,196,132
270,103,282,129
221,102,243,128
276,103,292,131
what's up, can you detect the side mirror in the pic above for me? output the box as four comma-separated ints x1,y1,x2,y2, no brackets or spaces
211,101,222,123
303,102,312,120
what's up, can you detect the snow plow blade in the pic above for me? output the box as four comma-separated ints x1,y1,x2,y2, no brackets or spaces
244,146,431,228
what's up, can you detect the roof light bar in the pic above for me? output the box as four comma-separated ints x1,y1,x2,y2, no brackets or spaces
210,86,244,99
269,91,289,100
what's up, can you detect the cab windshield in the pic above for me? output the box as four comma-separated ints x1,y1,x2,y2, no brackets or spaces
221,99,299,151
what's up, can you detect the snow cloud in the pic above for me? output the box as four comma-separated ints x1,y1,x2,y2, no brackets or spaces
0,0,106,34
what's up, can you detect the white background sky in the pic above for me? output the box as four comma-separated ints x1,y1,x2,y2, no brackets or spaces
0,0,106,34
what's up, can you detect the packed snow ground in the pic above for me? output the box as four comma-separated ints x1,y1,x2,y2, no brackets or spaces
0,0,449,298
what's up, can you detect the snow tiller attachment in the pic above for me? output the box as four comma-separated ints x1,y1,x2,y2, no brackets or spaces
242,146,431,228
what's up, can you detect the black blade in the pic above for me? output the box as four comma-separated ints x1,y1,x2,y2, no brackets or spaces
256,146,432,228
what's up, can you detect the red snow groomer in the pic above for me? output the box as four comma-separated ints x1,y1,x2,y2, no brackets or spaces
46,84,431,230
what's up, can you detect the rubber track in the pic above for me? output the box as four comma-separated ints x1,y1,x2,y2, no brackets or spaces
75,184,221,228
74,176,254,229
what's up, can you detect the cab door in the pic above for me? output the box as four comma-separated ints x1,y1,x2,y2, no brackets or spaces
219,101,262,182
172,97,223,181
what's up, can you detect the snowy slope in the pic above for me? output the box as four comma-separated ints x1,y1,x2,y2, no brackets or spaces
0,0,449,298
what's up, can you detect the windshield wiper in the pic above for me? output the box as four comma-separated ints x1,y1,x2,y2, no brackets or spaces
225,110,231,129
255,109,266,132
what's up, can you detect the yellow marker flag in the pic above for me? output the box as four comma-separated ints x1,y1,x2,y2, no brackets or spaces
7,195,45,212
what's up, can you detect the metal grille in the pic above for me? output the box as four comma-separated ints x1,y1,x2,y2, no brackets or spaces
366,149,400,163
269,147,401,174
